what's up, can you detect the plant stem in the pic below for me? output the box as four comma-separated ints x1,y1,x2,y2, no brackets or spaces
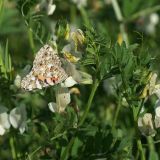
70,5,76,23
137,138,146,160
50,131,67,141
111,0,129,46
132,107,146,160
79,7,90,27
125,5,160,23
28,28,35,53
111,0,123,21
28,131,67,158
147,136,155,151
112,95,122,130
21,1,44,46
60,137,76,160
60,79,99,160
78,79,99,126
0,0,4,16
28,146,42,159
9,136,17,160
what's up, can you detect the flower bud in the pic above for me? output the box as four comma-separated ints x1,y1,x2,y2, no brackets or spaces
55,21,70,40
71,29,85,51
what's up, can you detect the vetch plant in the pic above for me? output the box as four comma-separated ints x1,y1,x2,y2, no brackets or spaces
0,106,10,135
0,22,157,159
0,105,28,135
19,23,157,159
1,0,160,159
138,113,156,137
48,87,71,113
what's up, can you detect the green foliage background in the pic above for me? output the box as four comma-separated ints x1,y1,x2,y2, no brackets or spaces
1,0,160,159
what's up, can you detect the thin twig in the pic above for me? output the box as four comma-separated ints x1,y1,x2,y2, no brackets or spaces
111,0,129,46
125,5,160,23
10,136,17,160
137,138,146,160
112,95,122,130
28,131,67,158
78,79,99,126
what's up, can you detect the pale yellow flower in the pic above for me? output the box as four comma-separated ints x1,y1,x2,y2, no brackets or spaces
138,113,156,136
9,105,27,134
48,87,71,113
0,106,10,136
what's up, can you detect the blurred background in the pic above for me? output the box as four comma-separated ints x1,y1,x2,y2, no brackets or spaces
1,0,160,159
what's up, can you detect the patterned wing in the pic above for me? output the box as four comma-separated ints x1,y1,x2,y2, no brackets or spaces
33,44,61,67
21,45,68,91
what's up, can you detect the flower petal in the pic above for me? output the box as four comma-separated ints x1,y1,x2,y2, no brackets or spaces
48,102,57,113
138,113,156,136
0,125,6,136
0,112,10,130
19,121,27,134
9,105,27,132
63,52,80,63
63,60,82,82
149,73,157,95
153,84,160,98
155,115,160,128
78,71,93,84
47,4,56,15
155,99,160,117
56,87,71,113
71,29,85,51
61,76,77,88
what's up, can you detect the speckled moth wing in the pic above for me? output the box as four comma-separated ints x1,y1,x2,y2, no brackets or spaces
21,45,68,91
33,44,61,67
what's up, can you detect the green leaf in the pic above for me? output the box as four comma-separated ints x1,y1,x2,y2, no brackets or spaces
71,137,83,157
149,151,159,160
40,122,49,134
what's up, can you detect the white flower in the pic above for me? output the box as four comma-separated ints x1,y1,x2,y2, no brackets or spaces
137,13,159,35
50,54,92,113
77,71,93,84
72,0,87,8
154,99,160,128
155,99,160,117
47,0,56,15
48,102,57,113
148,73,160,98
70,29,85,51
0,106,10,135
35,0,56,15
140,72,160,98
138,113,156,136
62,28,85,61
138,93,160,135
48,87,71,113
62,60,92,86
103,77,116,95
145,23,156,35
149,13,159,26
155,116,160,129
62,43,82,61
9,105,27,134
61,76,77,88
50,64,92,113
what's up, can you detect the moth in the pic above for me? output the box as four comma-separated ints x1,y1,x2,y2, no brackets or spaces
21,45,68,91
